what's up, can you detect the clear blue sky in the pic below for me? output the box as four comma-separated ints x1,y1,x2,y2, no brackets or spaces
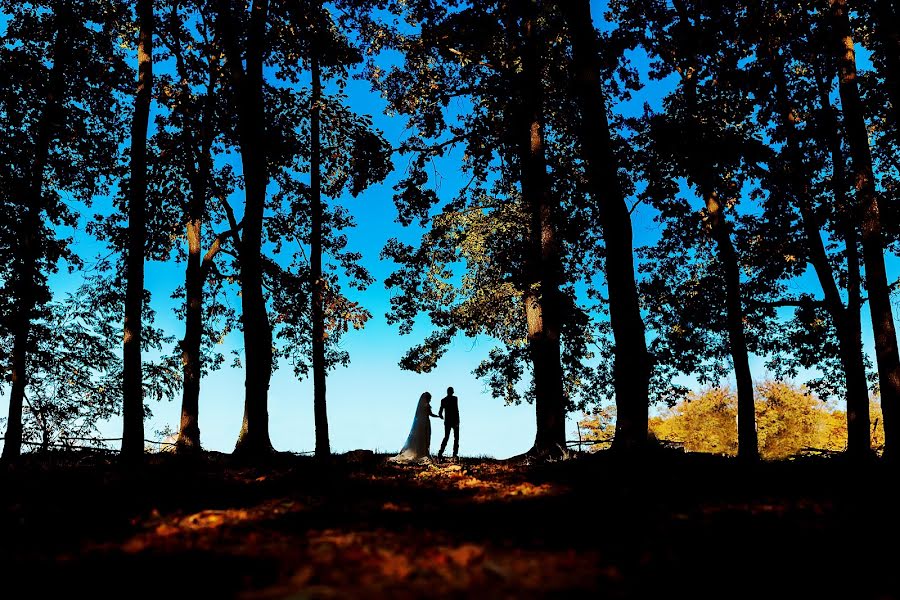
0,2,894,458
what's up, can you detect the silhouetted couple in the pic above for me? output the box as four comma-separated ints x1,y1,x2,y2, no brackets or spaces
388,387,459,464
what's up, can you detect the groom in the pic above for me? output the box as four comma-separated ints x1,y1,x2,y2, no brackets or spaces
438,386,459,460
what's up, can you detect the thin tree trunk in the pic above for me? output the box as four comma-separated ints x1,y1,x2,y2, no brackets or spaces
841,215,869,455
673,0,756,459
218,0,274,457
515,4,566,455
814,63,872,456
177,255,202,451
2,9,69,463
179,212,204,452
829,0,900,458
177,55,218,454
702,187,759,461
310,52,330,458
122,0,154,460
769,50,871,457
562,0,651,452
874,0,900,134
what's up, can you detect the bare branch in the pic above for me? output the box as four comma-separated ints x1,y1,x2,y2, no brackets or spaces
628,197,646,216
219,194,240,233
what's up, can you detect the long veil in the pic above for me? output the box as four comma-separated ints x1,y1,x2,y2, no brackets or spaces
388,393,432,463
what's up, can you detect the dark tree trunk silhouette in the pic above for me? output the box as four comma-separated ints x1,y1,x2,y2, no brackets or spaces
561,0,651,452
672,0,757,459
768,49,871,458
178,188,205,452
218,0,274,457
701,186,759,461
874,0,900,134
513,3,566,455
4,223,42,462
177,54,219,453
310,52,330,458
3,184,41,462
818,73,870,458
121,0,154,460
3,5,71,463
829,0,900,458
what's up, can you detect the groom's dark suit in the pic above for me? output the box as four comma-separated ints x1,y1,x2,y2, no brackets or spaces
438,394,459,458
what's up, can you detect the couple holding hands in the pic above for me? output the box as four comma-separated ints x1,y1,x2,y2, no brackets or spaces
389,387,460,464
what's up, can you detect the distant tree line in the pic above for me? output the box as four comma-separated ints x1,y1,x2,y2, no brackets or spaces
0,0,897,463
580,381,885,460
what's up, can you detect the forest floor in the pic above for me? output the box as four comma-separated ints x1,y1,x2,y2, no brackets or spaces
1,449,898,599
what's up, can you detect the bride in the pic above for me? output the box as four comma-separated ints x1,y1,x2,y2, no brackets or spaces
388,392,441,463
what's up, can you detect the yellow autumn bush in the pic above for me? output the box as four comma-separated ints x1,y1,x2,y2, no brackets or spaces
577,381,884,459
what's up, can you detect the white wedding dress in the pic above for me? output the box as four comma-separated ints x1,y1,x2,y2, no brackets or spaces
388,393,434,464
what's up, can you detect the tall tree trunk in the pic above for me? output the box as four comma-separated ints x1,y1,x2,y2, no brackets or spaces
310,52,330,458
874,0,900,134
829,0,900,458
179,216,203,452
814,63,872,456
561,0,651,452
672,0,756,459
219,0,274,457
121,0,154,460
769,50,871,457
839,267,871,454
177,56,218,454
514,3,566,455
2,9,69,463
702,187,759,461
840,201,869,456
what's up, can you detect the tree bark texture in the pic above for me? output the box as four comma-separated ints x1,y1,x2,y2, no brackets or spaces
514,3,567,454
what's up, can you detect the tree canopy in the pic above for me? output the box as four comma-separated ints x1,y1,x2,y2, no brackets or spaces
0,0,898,462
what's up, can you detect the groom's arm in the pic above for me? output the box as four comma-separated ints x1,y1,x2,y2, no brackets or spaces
438,398,445,419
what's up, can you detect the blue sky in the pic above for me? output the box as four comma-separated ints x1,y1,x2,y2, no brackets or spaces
1,1,895,458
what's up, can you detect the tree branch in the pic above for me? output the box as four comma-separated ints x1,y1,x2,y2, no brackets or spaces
628,197,646,216
398,134,469,156
200,219,244,282
219,194,240,236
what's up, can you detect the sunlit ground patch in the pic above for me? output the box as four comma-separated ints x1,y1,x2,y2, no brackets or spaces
408,462,567,501
114,498,308,553
243,529,607,599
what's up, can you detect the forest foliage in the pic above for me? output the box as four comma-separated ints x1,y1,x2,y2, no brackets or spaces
0,0,898,461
